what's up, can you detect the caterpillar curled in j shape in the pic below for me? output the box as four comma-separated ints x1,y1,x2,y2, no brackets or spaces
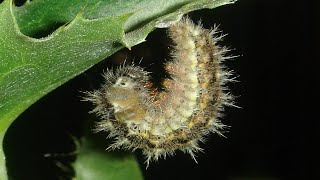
84,17,237,167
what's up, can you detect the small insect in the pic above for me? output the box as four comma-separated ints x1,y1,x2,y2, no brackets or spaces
84,17,236,166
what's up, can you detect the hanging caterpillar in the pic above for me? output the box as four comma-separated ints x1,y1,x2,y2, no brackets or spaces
84,17,236,166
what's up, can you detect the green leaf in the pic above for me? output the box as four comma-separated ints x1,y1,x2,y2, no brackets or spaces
74,136,143,180
14,0,235,37
0,0,235,179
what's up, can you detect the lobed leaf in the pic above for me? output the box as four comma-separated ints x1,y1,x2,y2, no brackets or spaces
0,0,235,178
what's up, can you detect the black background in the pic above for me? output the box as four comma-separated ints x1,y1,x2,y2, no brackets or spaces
3,0,318,179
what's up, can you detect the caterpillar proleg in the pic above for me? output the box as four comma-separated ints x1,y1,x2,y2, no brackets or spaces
84,17,236,166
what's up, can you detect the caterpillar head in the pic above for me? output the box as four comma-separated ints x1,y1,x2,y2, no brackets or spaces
104,65,151,108
112,76,137,89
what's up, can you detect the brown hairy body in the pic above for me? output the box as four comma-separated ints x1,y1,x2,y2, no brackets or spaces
85,17,236,166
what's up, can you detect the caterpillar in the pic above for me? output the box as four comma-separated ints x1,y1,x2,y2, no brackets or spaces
84,17,236,166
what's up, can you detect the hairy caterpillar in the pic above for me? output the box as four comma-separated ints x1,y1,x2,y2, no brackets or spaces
84,17,236,166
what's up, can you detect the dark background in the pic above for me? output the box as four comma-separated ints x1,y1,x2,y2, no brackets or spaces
4,0,318,179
